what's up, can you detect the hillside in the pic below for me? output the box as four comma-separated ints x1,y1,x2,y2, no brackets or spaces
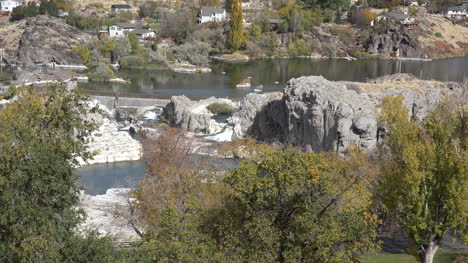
418,12,468,58
0,16,95,65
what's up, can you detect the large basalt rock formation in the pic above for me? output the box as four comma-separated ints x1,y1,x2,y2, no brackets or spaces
228,92,282,140
162,96,236,135
16,16,94,65
240,74,462,152
251,76,378,152
365,22,423,58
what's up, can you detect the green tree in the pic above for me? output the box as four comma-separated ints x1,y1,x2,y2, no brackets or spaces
39,0,58,16
0,84,97,261
379,95,467,263
226,0,243,52
72,44,91,64
209,146,380,262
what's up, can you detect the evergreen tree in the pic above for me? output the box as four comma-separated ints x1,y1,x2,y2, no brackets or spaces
226,0,243,52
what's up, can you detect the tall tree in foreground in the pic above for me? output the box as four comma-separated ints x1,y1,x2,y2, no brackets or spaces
0,84,96,261
226,0,243,52
208,145,380,262
379,95,467,263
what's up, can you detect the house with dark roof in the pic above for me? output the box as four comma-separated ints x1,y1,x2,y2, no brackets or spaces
371,11,419,29
108,23,141,38
132,28,156,40
111,4,132,13
198,6,227,23
446,6,467,19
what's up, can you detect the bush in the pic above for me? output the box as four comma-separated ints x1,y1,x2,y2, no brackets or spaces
119,55,146,68
435,32,442,38
173,41,210,66
287,39,310,57
87,64,115,81
0,72,14,83
71,44,91,64
0,84,17,100
148,50,168,65
207,103,234,115
88,2,104,9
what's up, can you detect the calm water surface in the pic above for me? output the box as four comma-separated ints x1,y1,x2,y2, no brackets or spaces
77,155,239,195
79,57,468,100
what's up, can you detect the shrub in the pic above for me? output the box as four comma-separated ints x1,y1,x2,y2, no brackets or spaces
71,44,91,64
435,32,442,38
287,39,310,57
119,55,146,68
0,84,17,100
0,72,14,82
173,41,210,66
87,64,115,81
148,50,168,65
88,2,104,9
207,103,234,115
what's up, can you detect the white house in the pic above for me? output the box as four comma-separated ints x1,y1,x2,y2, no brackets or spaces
446,6,467,19
108,23,141,38
0,0,22,12
198,6,227,23
132,29,156,40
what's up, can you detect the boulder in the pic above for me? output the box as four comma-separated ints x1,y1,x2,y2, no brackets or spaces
251,76,377,152
228,92,282,140
245,74,461,152
162,96,236,135
78,188,140,242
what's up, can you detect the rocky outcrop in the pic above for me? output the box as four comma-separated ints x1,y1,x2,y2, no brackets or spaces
162,96,236,135
228,92,282,140
78,188,140,242
4,16,94,65
79,101,143,165
365,22,423,58
241,74,462,152
251,76,378,152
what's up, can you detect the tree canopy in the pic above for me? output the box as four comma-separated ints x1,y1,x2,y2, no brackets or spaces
379,95,467,263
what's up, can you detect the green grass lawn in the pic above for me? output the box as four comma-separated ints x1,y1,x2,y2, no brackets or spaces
359,250,466,263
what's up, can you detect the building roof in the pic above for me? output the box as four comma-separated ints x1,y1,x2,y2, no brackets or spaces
132,29,154,34
112,23,141,29
111,4,131,9
448,6,465,12
380,11,411,21
200,6,225,16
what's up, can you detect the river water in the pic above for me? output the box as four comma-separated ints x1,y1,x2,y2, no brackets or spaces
75,57,467,194
78,57,468,100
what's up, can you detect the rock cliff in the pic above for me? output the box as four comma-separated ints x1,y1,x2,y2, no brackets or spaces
0,16,94,65
162,96,236,135
365,22,423,58
240,74,463,152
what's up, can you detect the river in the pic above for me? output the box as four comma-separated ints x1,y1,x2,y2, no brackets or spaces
74,56,468,194
78,57,468,100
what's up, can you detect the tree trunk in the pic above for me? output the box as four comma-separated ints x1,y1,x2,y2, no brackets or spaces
421,242,439,263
